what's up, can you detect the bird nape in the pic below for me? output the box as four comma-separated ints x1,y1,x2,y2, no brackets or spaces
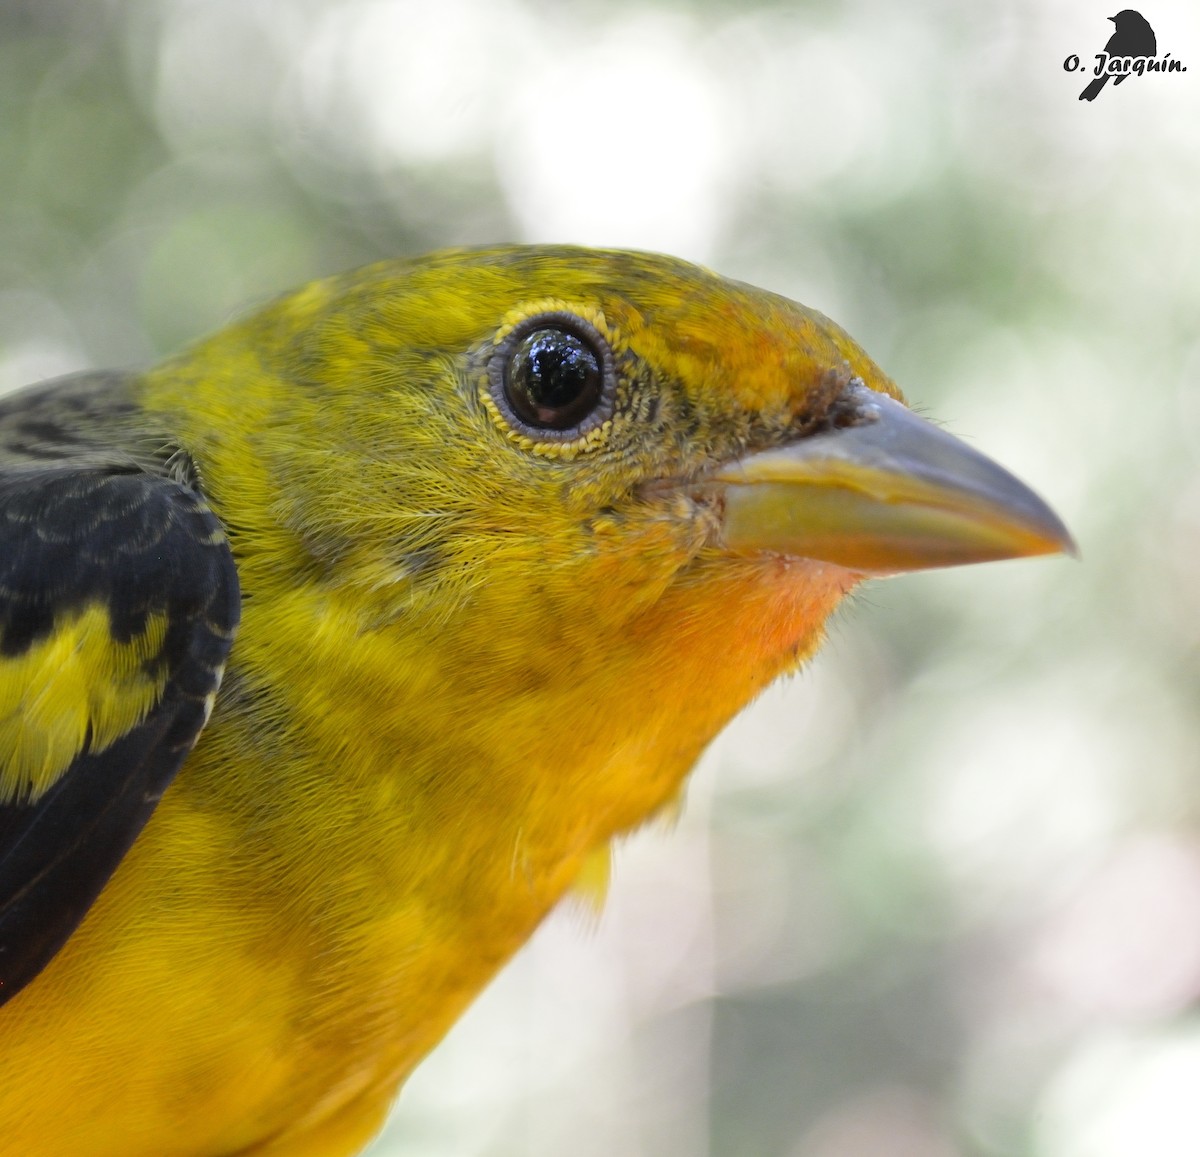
0,245,1073,1156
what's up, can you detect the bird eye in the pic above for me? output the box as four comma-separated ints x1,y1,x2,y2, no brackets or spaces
489,313,615,441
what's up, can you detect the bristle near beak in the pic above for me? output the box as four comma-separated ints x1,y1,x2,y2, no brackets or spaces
708,384,1075,575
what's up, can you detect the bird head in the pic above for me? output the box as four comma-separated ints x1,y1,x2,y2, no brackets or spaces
146,245,1071,831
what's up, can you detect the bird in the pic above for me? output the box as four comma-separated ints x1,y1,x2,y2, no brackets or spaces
0,245,1072,1156
1079,9,1156,101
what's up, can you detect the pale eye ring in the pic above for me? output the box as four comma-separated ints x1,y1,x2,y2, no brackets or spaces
488,312,616,441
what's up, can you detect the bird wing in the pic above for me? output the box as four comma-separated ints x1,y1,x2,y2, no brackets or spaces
1112,23,1156,86
0,463,239,1004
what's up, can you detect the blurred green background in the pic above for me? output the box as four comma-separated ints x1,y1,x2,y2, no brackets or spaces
2,0,1197,1154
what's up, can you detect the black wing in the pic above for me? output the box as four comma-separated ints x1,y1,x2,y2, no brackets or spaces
0,464,239,1005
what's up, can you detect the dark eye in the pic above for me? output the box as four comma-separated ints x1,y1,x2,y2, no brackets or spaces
489,313,615,440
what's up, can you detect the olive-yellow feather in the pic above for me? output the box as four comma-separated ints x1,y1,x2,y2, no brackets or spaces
0,246,1070,1156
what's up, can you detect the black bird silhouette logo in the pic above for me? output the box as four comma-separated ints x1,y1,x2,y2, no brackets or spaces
1079,10,1157,100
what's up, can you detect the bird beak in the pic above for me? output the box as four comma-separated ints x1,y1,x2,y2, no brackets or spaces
709,384,1075,575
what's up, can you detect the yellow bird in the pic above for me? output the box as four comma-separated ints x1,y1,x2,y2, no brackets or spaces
0,246,1071,1156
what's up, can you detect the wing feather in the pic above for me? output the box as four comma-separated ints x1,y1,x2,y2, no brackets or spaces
0,464,239,1004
